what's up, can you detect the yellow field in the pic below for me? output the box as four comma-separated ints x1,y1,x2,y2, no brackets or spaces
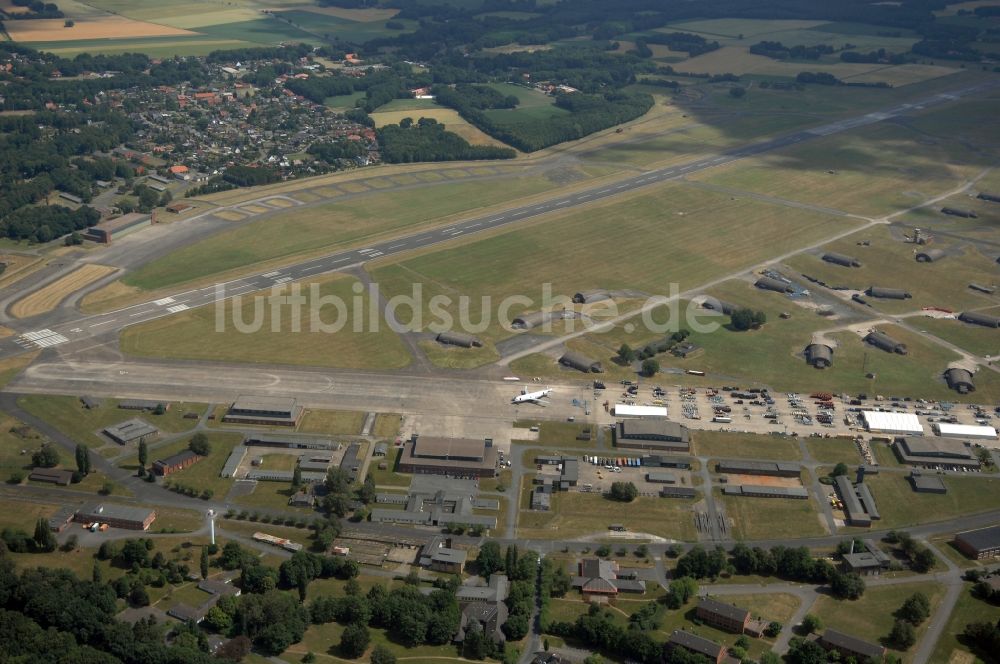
5,16,196,41
371,108,511,148
0,0,30,14
240,204,268,214
10,264,117,319
78,278,141,313
299,5,399,21
267,198,294,208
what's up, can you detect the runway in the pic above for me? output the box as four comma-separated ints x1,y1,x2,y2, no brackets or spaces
1,80,996,361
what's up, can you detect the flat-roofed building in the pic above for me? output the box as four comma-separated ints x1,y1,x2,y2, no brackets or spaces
908,472,947,494
103,418,159,445
723,484,809,499
716,460,800,477
666,631,726,664
398,435,497,478
696,598,750,633
48,505,75,532
153,450,200,476
615,419,690,452
224,396,303,426
428,547,467,574
818,629,885,662
842,540,892,576
118,399,170,411
955,525,1000,559
29,467,74,486
646,471,677,484
894,436,980,470
894,436,979,470
660,486,697,498
834,475,877,527
75,503,156,530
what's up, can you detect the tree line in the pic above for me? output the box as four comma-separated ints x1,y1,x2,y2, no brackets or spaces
378,118,515,163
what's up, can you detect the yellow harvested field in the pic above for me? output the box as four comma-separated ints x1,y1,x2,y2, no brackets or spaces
10,264,117,319
299,5,399,21
239,204,268,214
339,182,370,193
78,278,141,313
6,16,196,42
156,8,263,29
265,198,294,208
215,210,247,221
0,0,30,14
0,326,13,338
372,108,510,148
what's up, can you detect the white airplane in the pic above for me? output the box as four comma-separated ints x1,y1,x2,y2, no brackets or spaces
512,387,553,404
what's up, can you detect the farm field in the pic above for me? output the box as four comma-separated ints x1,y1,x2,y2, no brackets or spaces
369,181,859,344
119,275,412,369
123,174,556,291
659,17,921,52
929,584,1000,664
4,15,195,42
28,37,251,58
517,491,697,541
718,489,827,540
784,226,1000,315
694,430,803,460
812,581,946,662
698,95,999,217
9,264,116,319
271,9,417,42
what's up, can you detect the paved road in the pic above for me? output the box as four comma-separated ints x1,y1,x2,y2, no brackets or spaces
1,80,996,361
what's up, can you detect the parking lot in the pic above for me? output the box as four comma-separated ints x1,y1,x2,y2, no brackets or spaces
535,453,696,496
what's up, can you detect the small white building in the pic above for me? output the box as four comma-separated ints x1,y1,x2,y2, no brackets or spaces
935,423,997,440
861,411,924,436
614,404,668,419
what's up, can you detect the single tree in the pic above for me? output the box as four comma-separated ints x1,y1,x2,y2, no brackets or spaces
370,645,396,664
609,481,638,502
617,343,636,364
476,541,503,577
898,592,930,625
33,517,56,552
75,443,91,475
138,440,148,468
889,619,916,649
640,358,659,377
340,623,370,658
831,462,849,477
801,613,823,634
200,546,210,579
189,432,211,456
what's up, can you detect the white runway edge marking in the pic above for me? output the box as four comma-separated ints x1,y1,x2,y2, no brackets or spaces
20,329,69,348
166,304,190,313
153,297,175,306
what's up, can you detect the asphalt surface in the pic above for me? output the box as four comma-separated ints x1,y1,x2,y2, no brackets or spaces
1,79,996,360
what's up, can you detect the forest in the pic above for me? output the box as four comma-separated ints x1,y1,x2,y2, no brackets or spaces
377,118,516,162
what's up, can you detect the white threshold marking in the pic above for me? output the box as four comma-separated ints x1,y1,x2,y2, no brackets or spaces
153,297,175,306
274,277,293,284
261,271,280,278
166,304,189,313
89,320,114,328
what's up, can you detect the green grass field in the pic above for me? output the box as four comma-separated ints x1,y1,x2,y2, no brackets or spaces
517,491,697,541
16,395,205,449
513,420,597,448
324,91,365,109
855,473,1000,529
812,581,946,661
370,181,859,344
694,430,803,460
417,338,501,369
930,584,1000,664
120,431,242,498
272,10,417,42
694,98,997,217
120,275,412,370
916,316,1000,359
719,489,826,540
297,409,366,435
126,175,555,290
483,82,568,124
805,438,861,465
